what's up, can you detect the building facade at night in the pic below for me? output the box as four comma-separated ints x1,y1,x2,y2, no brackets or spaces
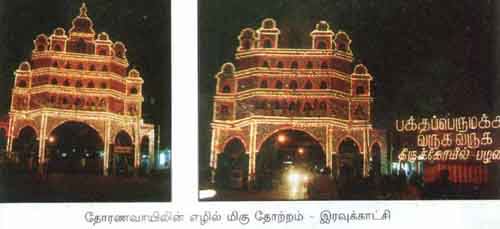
210,19,387,184
4,3,154,175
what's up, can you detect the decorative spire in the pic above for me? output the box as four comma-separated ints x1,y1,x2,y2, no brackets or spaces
69,2,95,35
80,3,88,17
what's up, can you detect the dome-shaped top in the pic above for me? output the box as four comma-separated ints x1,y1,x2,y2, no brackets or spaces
221,63,235,74
216,62,236,79
240,28,256,39
35,34,49,43
128,69,140,78
113,41,127,59
354,64,368,75
18,61,31,71
316,21,331,31
53,27,66,36
97,32,110,41
261,18,277,29
69,3,95,35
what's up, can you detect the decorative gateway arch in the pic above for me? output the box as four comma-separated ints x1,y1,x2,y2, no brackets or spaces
4,3,155,175
210,19,387,184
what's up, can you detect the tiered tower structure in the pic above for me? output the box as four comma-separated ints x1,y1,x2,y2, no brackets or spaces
5,3,155,174
210,19,387,182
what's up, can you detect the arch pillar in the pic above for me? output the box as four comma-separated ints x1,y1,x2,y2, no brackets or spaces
248,122,257,184
103,120,111,176
134,120,141,171
326,126,333,172
210,128,219,169
6,116,15,158
38,114,48,165
209,128,220,184
362,128,369,177
148,130,155,172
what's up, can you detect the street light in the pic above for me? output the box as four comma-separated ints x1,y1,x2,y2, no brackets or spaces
277,134,286,143
48,136,55,143
298,147,304,155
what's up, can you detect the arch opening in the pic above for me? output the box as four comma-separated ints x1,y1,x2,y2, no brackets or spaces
255,129,325,190
47,121,103,174
335,138,362,179
12,126,38,171
317,41,327,49
112,130,134,176
263,39,272,48
216,138,248,189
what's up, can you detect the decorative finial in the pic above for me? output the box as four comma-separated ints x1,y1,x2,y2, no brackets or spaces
80,2,88,17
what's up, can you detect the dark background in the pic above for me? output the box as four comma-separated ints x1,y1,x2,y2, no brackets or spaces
199,0,500,171
0,0,171,149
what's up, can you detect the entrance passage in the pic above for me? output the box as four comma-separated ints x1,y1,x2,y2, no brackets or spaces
256,130,325,190
216,138,248,189
47,122,103,174
12,126,38,171
336,138,362,179
112,131,134,176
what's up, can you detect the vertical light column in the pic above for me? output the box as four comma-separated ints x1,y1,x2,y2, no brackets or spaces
134,120,141,169
148,130,155,171
248,122,257,183
103,120,111,176
326,126,332,170
38,114,48,165
331,130,338,177
362,128,369,177
6,116,15,158
209,128,218,169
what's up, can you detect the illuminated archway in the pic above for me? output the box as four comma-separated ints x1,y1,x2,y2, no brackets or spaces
113,130,134,176
255,129,325,189
115,130,133,146
216,138,248,189
12,126,38,170
47,121,103,174
336,138,362,178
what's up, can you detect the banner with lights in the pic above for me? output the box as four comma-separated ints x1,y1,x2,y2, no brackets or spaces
395,114,500,164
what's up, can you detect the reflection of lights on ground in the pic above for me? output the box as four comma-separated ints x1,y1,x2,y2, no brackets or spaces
288,172,300,185
199,189,217,199
286,169,309,199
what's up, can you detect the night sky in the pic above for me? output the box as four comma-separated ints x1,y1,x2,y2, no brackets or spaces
199,0,500,167
0,0,171,148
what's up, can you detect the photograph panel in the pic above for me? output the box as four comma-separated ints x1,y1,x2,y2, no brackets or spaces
199,0,500,201
0,0,171,202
